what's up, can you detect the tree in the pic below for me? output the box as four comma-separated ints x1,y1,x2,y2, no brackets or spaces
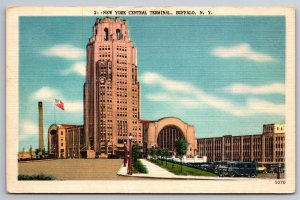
175,137,188,172
35,148,40,159
132,144,141,172
163,148,170,166
148,148,156,161
156,147,163,163
132,143,141,162
29,146,33,160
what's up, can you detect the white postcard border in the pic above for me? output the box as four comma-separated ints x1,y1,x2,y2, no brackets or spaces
6,6,295,193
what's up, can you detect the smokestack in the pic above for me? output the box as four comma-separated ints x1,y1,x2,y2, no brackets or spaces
38,101,44,151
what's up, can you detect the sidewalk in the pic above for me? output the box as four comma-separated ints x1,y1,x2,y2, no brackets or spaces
118,159,253,180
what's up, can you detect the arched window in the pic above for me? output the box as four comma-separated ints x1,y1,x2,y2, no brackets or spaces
104,28,109,41
116,29,122,40
157,125,184,150
50,130,58,154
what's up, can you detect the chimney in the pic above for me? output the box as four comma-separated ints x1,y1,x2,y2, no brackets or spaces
38,101,44,151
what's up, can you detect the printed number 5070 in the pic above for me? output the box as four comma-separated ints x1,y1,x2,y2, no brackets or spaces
275,180,286,184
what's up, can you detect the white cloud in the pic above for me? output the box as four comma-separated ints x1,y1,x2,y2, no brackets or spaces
21,120,38,136
64,101,83,112
41,44,85,60
146,93,172,101
177,98,202,108
245,98,285,116
212,43,273,62
42,44,86,76
141,72,228,109
223,83,285,95
61,61,86,76
32,87,62,100
32,87,82,113
146,93,201,108
141,72,284,116
141,72,198,94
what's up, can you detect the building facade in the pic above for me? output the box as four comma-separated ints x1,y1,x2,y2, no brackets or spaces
48,124,84,158
142,117,197,157
197,124,285,164
45,17,286,164
84,17,141,157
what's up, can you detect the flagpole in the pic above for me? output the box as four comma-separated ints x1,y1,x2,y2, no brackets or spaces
54,99,56,124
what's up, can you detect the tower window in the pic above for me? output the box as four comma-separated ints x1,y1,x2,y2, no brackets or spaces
116,29,122,40
104,28,109,41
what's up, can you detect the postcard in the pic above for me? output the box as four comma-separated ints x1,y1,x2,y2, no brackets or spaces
6,6,295,193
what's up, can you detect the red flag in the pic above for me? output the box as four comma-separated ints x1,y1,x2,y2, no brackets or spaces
55,99,64,110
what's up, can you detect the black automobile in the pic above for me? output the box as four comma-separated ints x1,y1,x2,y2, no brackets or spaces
267,164,285,174
227,162,257,177
217,161,238,177
267,165,278,173
213,161,230,174
218,166,230,177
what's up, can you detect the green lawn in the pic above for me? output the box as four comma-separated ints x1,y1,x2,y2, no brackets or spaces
150,159,217,177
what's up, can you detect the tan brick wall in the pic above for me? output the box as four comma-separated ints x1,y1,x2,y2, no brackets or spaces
143,117,197,156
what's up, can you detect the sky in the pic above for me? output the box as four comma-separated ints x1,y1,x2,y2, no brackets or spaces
19,16,285,150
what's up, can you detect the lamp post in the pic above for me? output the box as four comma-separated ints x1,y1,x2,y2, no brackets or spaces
128,135,133,175
277,163,281,179
123,141,127,167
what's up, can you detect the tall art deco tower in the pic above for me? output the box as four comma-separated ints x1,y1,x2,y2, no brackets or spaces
84,17,142,157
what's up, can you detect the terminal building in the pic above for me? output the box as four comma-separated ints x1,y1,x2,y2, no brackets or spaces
48,124,84,159
45,17,285,166
83,17,142,157
142,117,197,157
197,124,285,164
47,17,141,158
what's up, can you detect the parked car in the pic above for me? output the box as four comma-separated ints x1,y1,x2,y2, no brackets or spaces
227,162,257,177
213,161,230,173
267,164,285,174
216,161,237,177
218,166,229,177
205,163,217,173
214,161,237,175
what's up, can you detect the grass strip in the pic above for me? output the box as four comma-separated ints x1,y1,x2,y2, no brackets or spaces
150,159,217,177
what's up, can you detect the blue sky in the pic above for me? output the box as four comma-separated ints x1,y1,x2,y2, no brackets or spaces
19,16,285,150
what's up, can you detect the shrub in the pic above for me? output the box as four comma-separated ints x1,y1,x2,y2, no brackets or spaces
133,159,148,174
132,143,141,161
18,173,55,180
